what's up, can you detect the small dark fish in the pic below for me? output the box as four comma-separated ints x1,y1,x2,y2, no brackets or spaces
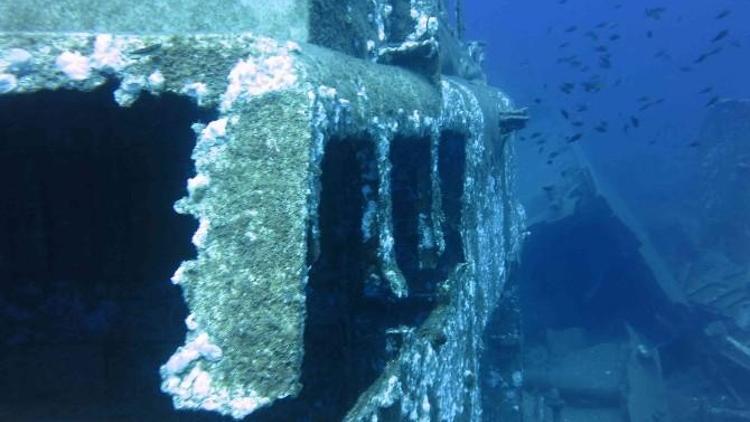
688,141,700,148
695,46,724,63
712,30,729,43
530,132,542,138
549,152,560,159
595,45,609,53
561,109,570,119
638,96,651,103
596,22,609,29
542,185,555,192
630,116,640,128
572,121,584,128
715,10,731,19
706,96,720,107
584,31,599,41
694,53,709,64
645,7,667,20
594,123,608,133
646,30,653,39
654,49,671,60
559,41,571,48
582,80,603,92
698,86,713,94
546,160,554,166
567,133,583,143
609,34,621,41
565,25,578,33
559,82,575,94
534,98,543,104
639,98,665,111
576,104,588,112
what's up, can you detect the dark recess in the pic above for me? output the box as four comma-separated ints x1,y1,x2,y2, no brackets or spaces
252,136,400,421
390,132,467,303
0,81,221,421
437,131,467,275
253,131,469,421
391,135,437,296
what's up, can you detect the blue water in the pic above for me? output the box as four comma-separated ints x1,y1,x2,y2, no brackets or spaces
466,1,750,420
465,0,750,204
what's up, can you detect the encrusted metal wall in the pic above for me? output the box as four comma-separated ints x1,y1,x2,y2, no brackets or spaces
0,1,525,420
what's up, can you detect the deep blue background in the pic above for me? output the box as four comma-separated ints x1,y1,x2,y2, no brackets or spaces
463,0,749,210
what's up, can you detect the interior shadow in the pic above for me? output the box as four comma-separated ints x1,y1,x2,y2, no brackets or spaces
0,82,218,421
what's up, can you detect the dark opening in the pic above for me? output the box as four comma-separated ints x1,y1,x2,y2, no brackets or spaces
252,136,398,421
253,132,470,421
389,132,467,302
0,82,216,420
437,131,467,275
391,135,437,296
302,137,386,418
